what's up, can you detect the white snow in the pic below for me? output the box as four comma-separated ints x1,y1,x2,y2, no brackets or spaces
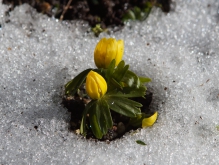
0,0,219,164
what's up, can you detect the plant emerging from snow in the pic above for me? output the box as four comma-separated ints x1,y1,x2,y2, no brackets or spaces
65,38,157,139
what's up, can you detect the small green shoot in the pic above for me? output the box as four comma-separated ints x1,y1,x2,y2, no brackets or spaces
136,140,147,145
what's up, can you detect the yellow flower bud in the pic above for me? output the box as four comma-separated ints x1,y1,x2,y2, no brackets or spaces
142,112,158,128
94,38,124,68
86,71,107,99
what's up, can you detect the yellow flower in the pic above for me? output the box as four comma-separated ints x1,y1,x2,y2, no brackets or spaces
94,38,124,68
142,112,158,128
86,71,107,99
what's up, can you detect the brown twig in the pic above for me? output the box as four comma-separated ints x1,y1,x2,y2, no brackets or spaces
59,0,73,21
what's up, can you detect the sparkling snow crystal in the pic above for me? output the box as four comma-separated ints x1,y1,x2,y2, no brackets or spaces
0,0,219,164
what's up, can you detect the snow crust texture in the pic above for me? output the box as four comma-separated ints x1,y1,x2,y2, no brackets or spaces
0,0,219,164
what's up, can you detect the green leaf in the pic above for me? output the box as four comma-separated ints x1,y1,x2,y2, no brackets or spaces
92,24,103,37
109,78,123,89
82,98,113,139
121,70,140,88
122,10,136,22
105,96,141,117
139,77,151,84
89,103,103,139
141,2,153,21
105,59,116,81
113,60,129,83
106,60,129,91
98,99,113,134
80,100,97,136
136,140,147,145
133,7,142,20
122,3,153,22
65,69,92,95
129,114,143,127
129,113,151,127
122,86,146,97
107,86,146,98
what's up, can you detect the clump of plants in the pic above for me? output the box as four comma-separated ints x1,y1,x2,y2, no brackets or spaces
64,38,157,139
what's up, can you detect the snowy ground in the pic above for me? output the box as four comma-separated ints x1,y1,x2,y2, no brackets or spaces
0,0,219,164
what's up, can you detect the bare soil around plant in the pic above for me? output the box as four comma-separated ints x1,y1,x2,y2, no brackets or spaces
62,91,153,141
3,0,171,28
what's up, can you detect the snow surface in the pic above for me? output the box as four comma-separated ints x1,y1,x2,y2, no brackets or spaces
0,0,219,164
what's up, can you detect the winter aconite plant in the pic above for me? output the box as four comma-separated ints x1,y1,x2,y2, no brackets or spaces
65,38,157,139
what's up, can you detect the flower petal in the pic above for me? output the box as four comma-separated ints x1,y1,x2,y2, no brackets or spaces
86,71,107,99
94,38,124,68
94,38,107,68
115,40,124,66
142,111,158,128
105,38,117,68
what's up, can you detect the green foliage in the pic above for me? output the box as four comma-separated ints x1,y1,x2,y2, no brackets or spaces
139,77,151,86
107,87,146,98
92,24,104,37
112,61,129,83
80,98,113,139
122,2,154,22
105,95,141,117
122,70,140,88
105,59,116,81
142,1,154,19
122,10,136,21
129,113,151,127
80,100,96,136
65,69,92,96
107,60,129,90
136,140,147,145
65,59,151,139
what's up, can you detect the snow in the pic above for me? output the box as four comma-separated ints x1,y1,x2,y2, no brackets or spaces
0,0,219,164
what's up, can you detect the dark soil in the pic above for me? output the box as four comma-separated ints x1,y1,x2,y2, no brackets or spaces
3,0,171,29
62,91,153,141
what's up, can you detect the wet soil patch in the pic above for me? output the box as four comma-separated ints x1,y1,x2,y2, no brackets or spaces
62,91,153,141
